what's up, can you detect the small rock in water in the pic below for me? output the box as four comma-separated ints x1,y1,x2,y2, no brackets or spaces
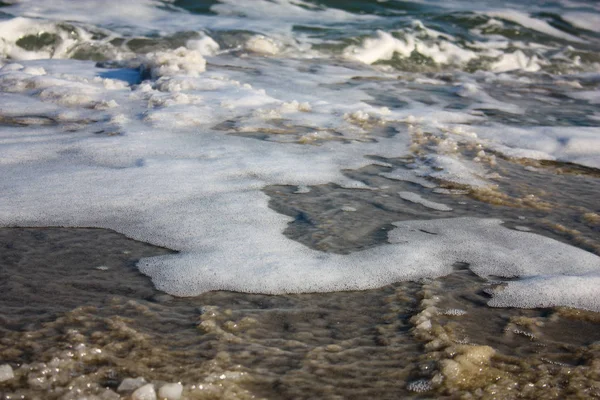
98,389,120,400
0,364,14,382
158,382,183,400
132,383,157,400
117,377,147,392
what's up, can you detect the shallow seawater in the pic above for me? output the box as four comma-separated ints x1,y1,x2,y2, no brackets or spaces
1,160,600,399
1,221,600,399
1,0,600,399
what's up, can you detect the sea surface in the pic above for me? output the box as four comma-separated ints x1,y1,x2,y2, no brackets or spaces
0,0,600,399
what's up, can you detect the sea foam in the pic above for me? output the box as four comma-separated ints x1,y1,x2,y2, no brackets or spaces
0,38,599,312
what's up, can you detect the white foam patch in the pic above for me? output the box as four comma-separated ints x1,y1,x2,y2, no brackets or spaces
474,125,600,169
489,50,544,73
138,218,600,303
141,47,207,78
186,36,220,57
0,17,85,60
245,36,280,55
343,30,476,66
0,52,599,311
398,191,453,211
489,274,600,312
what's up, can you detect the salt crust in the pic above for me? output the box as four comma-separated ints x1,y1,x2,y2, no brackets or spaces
0,59,599,311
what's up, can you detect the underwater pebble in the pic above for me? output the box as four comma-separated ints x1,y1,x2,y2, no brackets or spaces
132,383,157,400
0,364,14,382
158,382,183,400
117,377,147,392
